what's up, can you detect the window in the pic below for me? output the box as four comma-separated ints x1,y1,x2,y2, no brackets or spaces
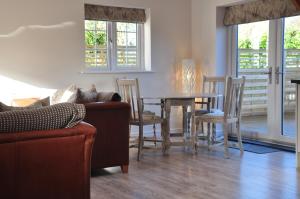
85,20,144,72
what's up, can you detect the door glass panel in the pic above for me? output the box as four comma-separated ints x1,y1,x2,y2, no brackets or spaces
282,16,300,137
237,21,270,135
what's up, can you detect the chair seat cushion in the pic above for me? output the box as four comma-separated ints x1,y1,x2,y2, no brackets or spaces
131,111,163,125
193,108,223,116
197,110,238,123
195,109,210,115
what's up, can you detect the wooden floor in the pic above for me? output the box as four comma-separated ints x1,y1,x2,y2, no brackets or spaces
91,146,300,199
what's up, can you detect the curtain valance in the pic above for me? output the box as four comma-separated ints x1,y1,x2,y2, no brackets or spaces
224,0,300,26
85,4,146,23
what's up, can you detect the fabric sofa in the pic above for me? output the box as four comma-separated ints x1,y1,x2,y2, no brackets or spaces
0,122,96,199
84,102,131,173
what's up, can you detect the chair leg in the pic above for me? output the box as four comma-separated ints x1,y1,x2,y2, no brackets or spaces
121,164,129,173
153,124,157,147
236,121,244,155
212,123,216,145
223,123,229,158
137,125,144,161
187,115,191,134
207,122,211,150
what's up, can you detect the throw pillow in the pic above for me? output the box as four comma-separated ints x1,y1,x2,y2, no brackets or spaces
0,103,86,133
75,85,98,104
97,92,121,102
30,97,51,107
51,84,77,104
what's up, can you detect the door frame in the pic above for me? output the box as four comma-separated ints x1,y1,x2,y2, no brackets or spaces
229,19,294,145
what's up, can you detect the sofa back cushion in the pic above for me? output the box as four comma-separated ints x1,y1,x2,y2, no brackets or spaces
74,87,98,104
97,92,121,102
0,103,85,133
51,84,121,104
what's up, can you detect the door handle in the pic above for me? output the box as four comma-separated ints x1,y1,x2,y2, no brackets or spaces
263,67,272,84
275,66,285,84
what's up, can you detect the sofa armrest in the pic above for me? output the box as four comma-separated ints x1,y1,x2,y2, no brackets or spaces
83,102,131,169
0,122,96,199
0,122,96,144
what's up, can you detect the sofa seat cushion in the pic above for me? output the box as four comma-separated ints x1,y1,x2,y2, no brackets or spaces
0,103,86,133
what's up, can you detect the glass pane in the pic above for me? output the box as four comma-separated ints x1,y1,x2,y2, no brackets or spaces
96,31,107,47
116,22,138,67
282,16,300,137
96,49,108,67
85,20,108,68
85,30,95,49
117,32,126,46
117,22,127,31
85,20,95,30
96,21,107,30
85,50,96,67
237,21,270,135
127,23,137,32
127,33,137,46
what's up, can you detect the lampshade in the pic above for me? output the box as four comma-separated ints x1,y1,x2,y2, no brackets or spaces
182,59,195,94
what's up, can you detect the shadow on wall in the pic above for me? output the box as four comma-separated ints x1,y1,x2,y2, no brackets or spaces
0,22,75,38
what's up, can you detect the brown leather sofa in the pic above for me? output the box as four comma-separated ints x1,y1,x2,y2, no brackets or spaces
84,102,131,173
0,122,96,199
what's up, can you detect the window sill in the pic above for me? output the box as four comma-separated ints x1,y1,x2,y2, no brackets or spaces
79,70,155,74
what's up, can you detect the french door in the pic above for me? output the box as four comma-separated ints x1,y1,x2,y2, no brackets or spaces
233,16,300,144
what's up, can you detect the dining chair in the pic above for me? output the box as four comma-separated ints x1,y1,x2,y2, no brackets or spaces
200,76,227,110
116,78,165,161
195,76,246,158
195,76,227,146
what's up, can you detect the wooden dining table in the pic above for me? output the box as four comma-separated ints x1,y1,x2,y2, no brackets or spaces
141,93,222,154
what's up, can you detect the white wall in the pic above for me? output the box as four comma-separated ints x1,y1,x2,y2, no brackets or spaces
0,0,191,95
191,0,248,77
0,0,191,130
0,0,84,89
0,0,251,130
0,0,84,102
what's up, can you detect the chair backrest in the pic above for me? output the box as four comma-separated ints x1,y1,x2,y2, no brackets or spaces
224,76,246,120
202,76,227,110
116,78,142,122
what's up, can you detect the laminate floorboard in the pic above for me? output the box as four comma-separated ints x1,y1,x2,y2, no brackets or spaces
91,146,300,199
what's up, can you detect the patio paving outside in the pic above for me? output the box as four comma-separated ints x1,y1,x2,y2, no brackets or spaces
241,113,296,138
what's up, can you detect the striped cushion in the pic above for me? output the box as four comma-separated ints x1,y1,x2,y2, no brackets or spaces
0,103,86,133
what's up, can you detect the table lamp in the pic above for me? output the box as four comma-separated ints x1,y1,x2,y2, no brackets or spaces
182,59,195,94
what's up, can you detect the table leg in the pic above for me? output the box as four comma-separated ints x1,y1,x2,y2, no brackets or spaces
207,97,211,112
160,99,164,119
162,100,171,154
182,105,188,136
190,101,197,153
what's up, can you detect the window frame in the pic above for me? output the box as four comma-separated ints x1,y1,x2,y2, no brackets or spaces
84,20,145,72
